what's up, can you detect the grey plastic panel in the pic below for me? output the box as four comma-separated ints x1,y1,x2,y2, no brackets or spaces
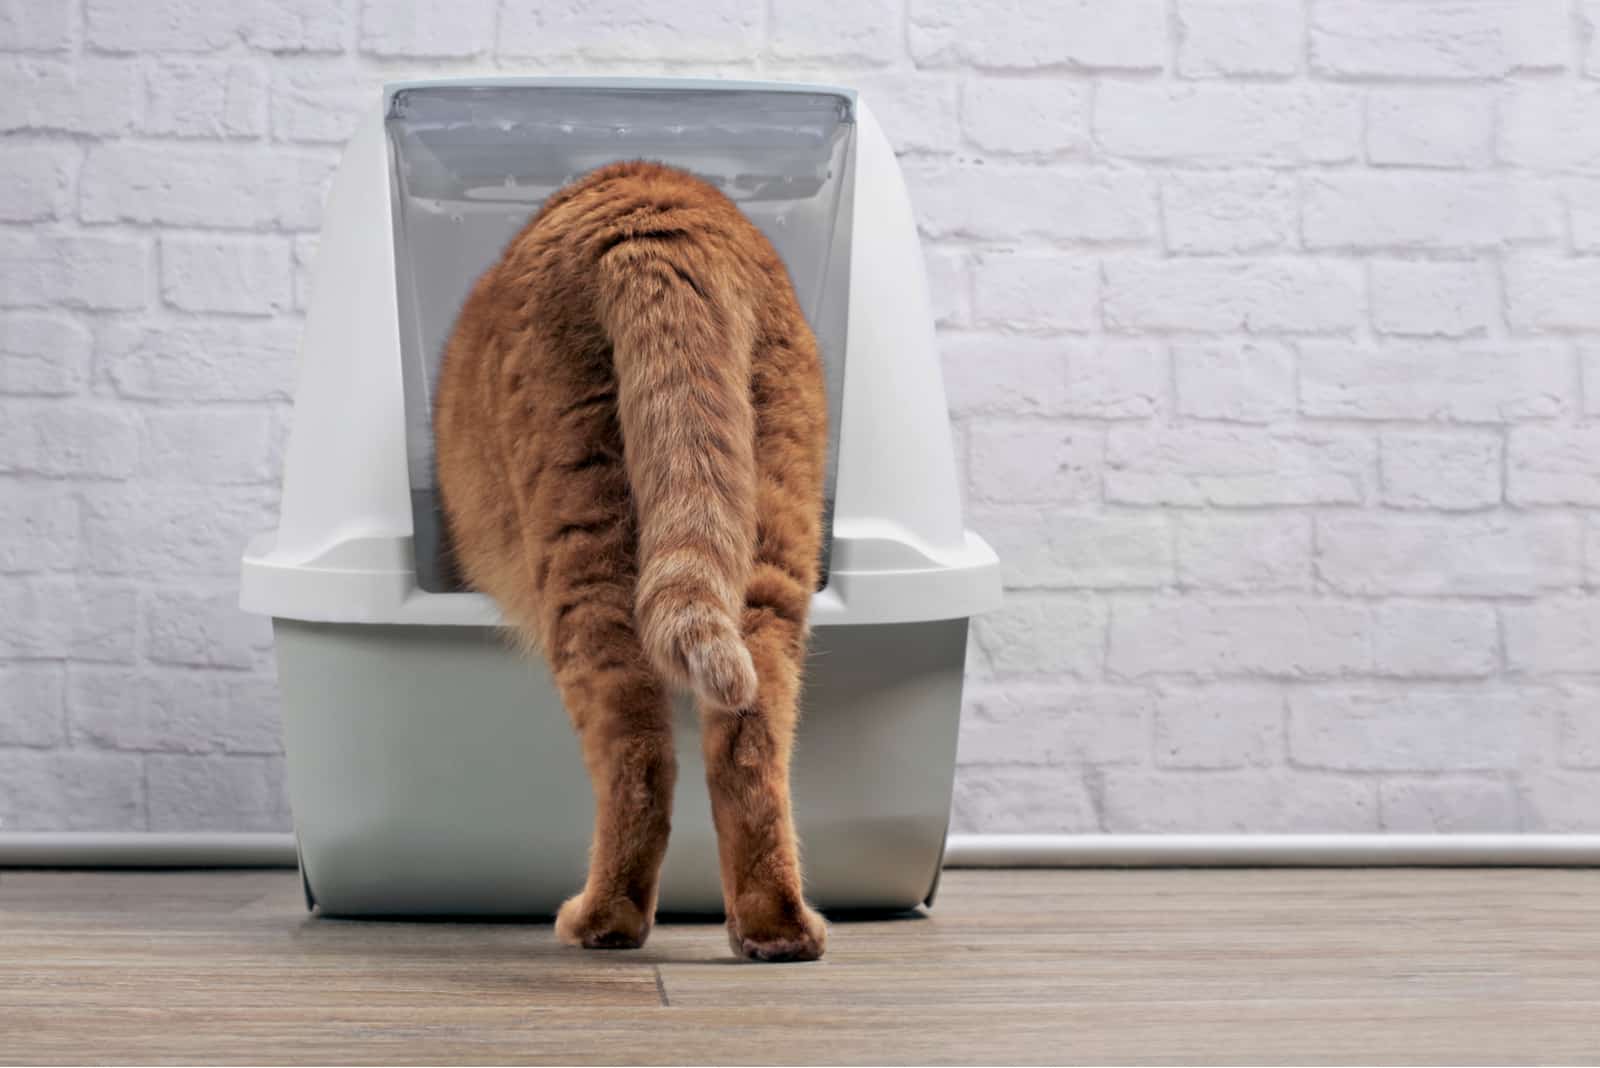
385,84,857,591
274,619,965,917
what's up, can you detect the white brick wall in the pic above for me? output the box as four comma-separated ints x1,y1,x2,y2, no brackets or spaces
2,0,1597,834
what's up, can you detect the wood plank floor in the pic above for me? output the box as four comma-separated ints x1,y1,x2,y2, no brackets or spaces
1,867,1597,1065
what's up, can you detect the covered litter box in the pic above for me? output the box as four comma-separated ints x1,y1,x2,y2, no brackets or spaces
240,78,1000,916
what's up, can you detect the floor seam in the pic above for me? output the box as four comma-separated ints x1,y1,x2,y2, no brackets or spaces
653,964,670,1007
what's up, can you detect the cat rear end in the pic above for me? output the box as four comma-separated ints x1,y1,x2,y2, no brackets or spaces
434,161,828,961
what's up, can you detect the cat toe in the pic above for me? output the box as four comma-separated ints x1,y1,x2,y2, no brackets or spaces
556,892,652,950
727,904,827,963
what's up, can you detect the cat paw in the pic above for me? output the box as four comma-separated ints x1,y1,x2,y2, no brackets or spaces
556,891,652,950
726,899,827,963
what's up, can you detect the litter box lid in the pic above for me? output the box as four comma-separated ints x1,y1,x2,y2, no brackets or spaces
241,77,999,628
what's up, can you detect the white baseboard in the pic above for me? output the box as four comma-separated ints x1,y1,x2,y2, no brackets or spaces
945,833,1600,867
1,831,1598,868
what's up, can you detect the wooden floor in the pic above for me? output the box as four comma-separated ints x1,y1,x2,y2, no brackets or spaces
1,867,1597,1065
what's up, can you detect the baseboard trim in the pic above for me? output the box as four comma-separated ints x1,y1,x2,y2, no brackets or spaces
944,833,1600,867
0,832,298,868
1,831,1598,869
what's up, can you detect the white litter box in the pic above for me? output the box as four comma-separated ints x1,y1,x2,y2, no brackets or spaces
240,78,999,916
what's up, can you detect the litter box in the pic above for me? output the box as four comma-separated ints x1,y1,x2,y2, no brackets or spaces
240,78,1000,916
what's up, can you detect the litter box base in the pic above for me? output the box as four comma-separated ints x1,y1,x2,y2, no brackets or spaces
273,618,967,917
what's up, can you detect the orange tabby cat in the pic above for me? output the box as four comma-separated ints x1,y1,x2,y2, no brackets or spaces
434,161,828,962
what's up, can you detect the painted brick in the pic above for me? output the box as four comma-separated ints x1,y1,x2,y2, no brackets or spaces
146,754,289,832
1509,428,1600,506
80,144,335,230
1176,513,1313,592
1572,181,1600,253
1106,427,1373,507
941,335,1068,416
241,0,349,52
771,0,898,64
69,670,230,754
0,486,77,572
973,507,1172,590
0,313,90,396
1373,602,1499,679
1177,0,1302,78
1162,172,1296,254
1366,89,1493,170
972,596,1107,678
160,234,292,316
0,401,140,478
359,0,496,58
1506,257,1600,332
1062,343,1164,419
1292,689,1528,772
1299,343,1569,423
910,0,1166,70
1591,517,1600,589
1103,258,1363,334
1102,770,1378,832
907,164,1156,243
924,249,968,327
851,73,960,154
0,578,137,663
1095,84,1361,166
959,686,1149,766
951,765,1099,833
1589,1,1600,77
1302,174,1561,251
0,665,66,748
1498,86,1600,171
1503,599,1600,674
968,422,1102,504
218,674,284,755
291,234,319,312
962,80,1089,155
973,253,1096,330
1108,599,1371,680
81,486,277,578
0,142,76,222
1380,778,1518,833
1519,771,1600,832
140,409,276,486
1173,341,1295,423
1154,687,1283,768
142,588,273,670
0,750,143,830
1555,688,1600,768
1311,0,1568,79
497,0,761,60
0,232,148,311
270,66,370,145
146,60,267,139
0,0,72,50
85,0,239,51
1380,431,1502,511
100,321,300,402
1369,261,1491,338
1318,515,1582,597
0,57,141,135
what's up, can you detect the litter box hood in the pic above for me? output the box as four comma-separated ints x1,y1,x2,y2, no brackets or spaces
241,78,998,629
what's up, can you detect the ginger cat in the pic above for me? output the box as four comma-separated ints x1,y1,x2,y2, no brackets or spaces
434,161,829,962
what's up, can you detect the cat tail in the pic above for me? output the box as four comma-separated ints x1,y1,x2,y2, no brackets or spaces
596,239,760,710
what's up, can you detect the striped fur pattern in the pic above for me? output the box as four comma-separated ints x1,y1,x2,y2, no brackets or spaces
434,162,829,961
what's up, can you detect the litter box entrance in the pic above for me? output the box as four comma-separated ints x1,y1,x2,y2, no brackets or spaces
385,82,857,593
